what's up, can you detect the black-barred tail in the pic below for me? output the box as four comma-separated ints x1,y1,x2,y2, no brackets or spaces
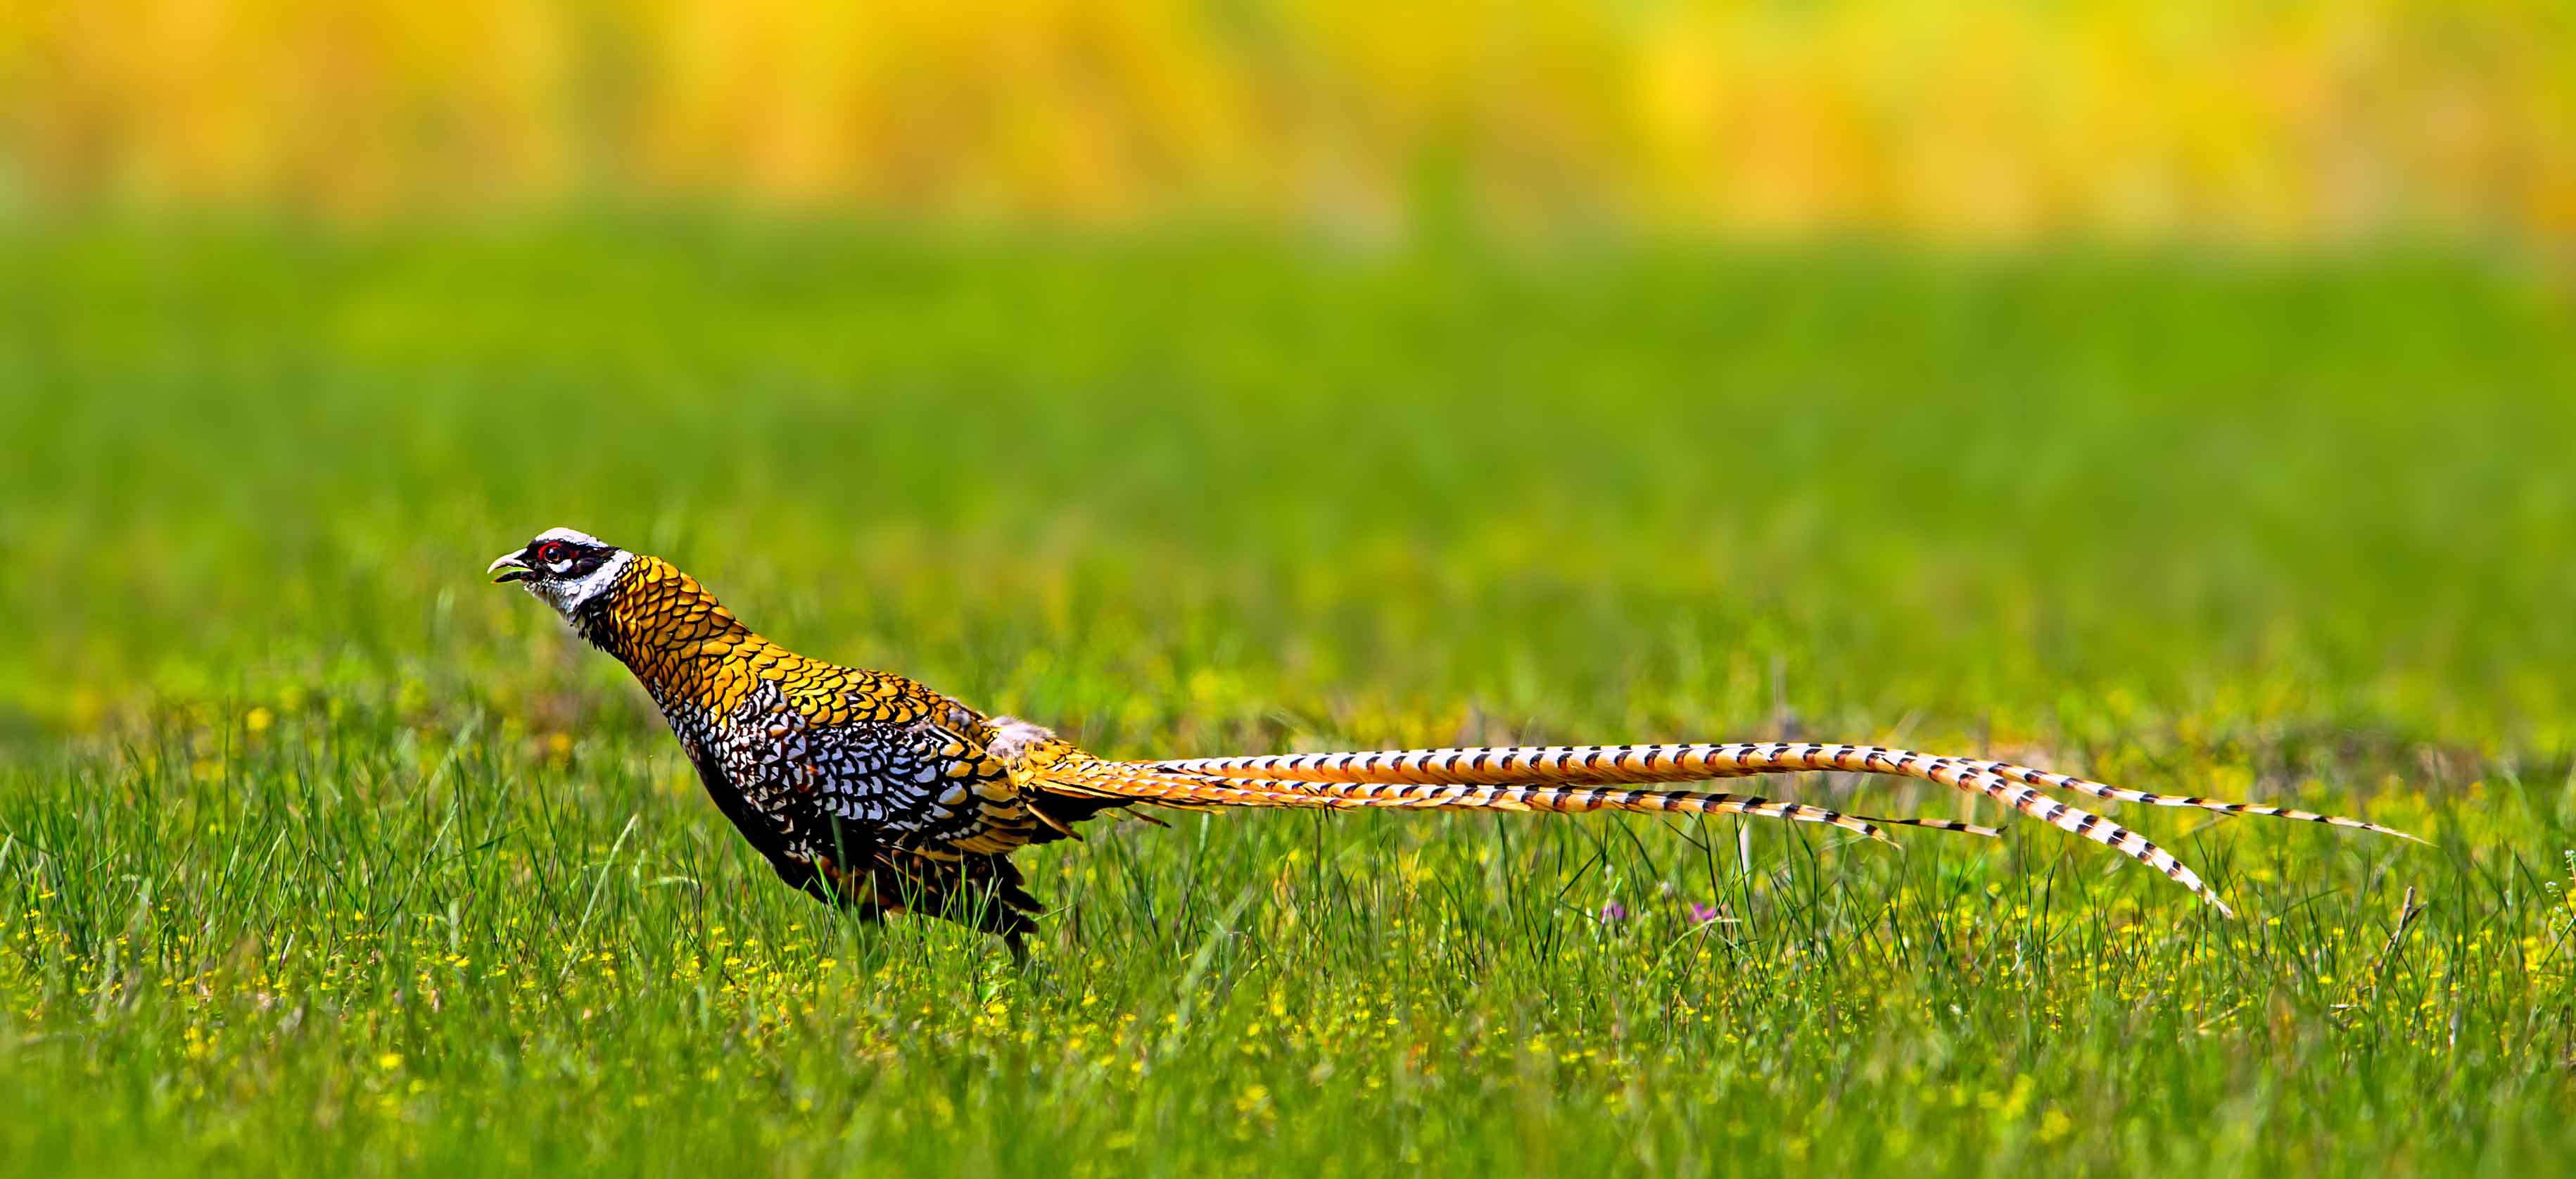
1148,742,2420,914
1021,754,2003,847
1952,759,2423,842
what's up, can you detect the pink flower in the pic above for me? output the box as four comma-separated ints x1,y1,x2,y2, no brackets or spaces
1599,900,1628,923
1687,903,1720,925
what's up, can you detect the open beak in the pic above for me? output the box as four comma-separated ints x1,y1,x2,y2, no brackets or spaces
488,550,535,584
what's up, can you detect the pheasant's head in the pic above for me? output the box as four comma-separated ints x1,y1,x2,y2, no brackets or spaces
488,527,634,620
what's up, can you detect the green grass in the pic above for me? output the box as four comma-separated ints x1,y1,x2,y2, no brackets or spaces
5,222,2576,1175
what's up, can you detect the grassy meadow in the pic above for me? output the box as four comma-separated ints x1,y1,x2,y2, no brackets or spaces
4,224,2576,1174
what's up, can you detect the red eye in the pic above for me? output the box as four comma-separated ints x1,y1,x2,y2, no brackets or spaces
536,541,571,564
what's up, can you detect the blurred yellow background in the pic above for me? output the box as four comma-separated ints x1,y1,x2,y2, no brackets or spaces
10,0,2569,240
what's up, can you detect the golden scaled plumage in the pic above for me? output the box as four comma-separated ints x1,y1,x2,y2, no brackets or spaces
592,556,934,727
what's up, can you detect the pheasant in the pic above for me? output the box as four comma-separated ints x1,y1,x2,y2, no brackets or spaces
490,527,2416,955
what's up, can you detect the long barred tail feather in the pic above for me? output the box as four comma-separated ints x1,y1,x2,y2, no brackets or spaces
1146,741,2417,914
1904,755,2233,916
1029,757,2003,847
1952,759,2425,843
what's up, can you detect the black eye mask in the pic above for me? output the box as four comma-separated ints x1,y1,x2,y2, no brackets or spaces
532,543,608,579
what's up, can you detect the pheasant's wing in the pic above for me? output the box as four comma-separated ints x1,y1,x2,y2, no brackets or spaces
731,672,1046,859
808,710,1241,856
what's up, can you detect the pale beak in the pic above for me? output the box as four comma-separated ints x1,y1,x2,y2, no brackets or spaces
488,550,535,584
